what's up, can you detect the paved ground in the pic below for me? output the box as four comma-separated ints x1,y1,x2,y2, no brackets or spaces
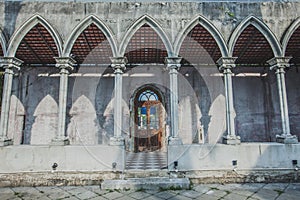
0,182,299,200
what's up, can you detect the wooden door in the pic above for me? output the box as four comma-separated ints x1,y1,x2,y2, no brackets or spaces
134,90,163,152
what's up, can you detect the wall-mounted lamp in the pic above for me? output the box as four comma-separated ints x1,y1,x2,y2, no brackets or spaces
112,162,117,171
292,160,298,171
174,161,178,172
52,163,58,171
232,160,237,167
232,160,237,172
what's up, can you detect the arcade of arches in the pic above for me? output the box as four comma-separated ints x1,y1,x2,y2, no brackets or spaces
0,14,300,150
1,1,300,183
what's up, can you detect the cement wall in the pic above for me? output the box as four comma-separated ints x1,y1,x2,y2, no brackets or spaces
0,145,125,173
0,143,299,186
168,143,300,171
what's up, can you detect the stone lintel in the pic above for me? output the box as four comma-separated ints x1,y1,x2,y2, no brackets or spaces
276,134,298,144
110,136,125,146
168,137,183,145
223,135,241,145
217,57,237,71
51,138,70,146
267,57,292,71
55,57,76,71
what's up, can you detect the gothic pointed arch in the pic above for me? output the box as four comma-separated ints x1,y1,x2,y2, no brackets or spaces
228,15,282,66
119,15,173,60
7,14,63,62
174,15,228,59
282,17,300,65
64,15,117,64
0,27,7,56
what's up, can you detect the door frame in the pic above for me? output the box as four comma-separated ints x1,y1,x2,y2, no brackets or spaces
129,84,166,152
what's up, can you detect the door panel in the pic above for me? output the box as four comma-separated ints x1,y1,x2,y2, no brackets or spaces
135,100,163,152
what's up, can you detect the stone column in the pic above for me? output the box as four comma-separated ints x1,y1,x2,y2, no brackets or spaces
110,57,127,146
217,57,241,145
267,57,298,144
0,57,23,146
165,57,182,145
51,57,76,145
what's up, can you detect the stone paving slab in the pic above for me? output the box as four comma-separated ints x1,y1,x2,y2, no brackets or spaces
102,177,190,190
0,182,299,200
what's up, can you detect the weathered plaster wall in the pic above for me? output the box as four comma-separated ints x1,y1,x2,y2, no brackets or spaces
2,1,299,145
286,67,300,139
0,1,299,50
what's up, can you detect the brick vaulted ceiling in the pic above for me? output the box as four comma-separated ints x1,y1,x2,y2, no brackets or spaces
16,23,59,64
179,24,222,65
125,24,168,64
71,23,113,64
0,43,3,57
13,23,293,67
286,26,300,66
233,24,274,67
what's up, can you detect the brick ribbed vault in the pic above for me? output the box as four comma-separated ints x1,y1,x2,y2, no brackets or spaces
179,24,222,65
233,25,274,67
286,26,300,66
16,23,59,64
0,43,3,57
71,23,113,65
125,24,168,64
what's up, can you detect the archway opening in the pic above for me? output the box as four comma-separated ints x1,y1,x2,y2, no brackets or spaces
133,86,166,153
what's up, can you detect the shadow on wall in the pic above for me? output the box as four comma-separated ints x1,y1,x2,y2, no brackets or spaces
10,67,59,145
179,65,226,144
30,94,58,144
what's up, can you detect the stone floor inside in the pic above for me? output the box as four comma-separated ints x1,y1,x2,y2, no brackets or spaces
126,151,167,170
0,183,299,200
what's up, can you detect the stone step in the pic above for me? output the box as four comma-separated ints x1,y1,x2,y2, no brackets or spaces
101,177,190,190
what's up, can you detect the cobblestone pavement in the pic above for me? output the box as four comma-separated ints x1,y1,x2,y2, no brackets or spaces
0,183,299,200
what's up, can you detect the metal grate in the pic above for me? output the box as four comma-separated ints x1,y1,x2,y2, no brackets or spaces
233,24,274,66
125,24,168,64
71,23,113,64
16,23,59,64
179,24,222,64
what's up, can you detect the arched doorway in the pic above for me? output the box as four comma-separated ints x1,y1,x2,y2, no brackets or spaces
132,86,166,153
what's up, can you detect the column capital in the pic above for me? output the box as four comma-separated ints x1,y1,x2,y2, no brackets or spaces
110,57,127,72
267,57,292,71
165,57,182,70
55,57,76,71
217,57,237,72
0,57,23,71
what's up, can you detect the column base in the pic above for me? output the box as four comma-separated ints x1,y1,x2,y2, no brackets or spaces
276,134,298,144
51,138,70,145
168,137,182,145
0,137,13,147
110,137,125,146
223,135,241,145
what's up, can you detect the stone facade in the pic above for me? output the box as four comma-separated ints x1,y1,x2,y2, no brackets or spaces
0,0,299,185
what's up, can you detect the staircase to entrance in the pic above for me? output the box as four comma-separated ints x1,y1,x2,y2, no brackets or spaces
101,151,190,190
